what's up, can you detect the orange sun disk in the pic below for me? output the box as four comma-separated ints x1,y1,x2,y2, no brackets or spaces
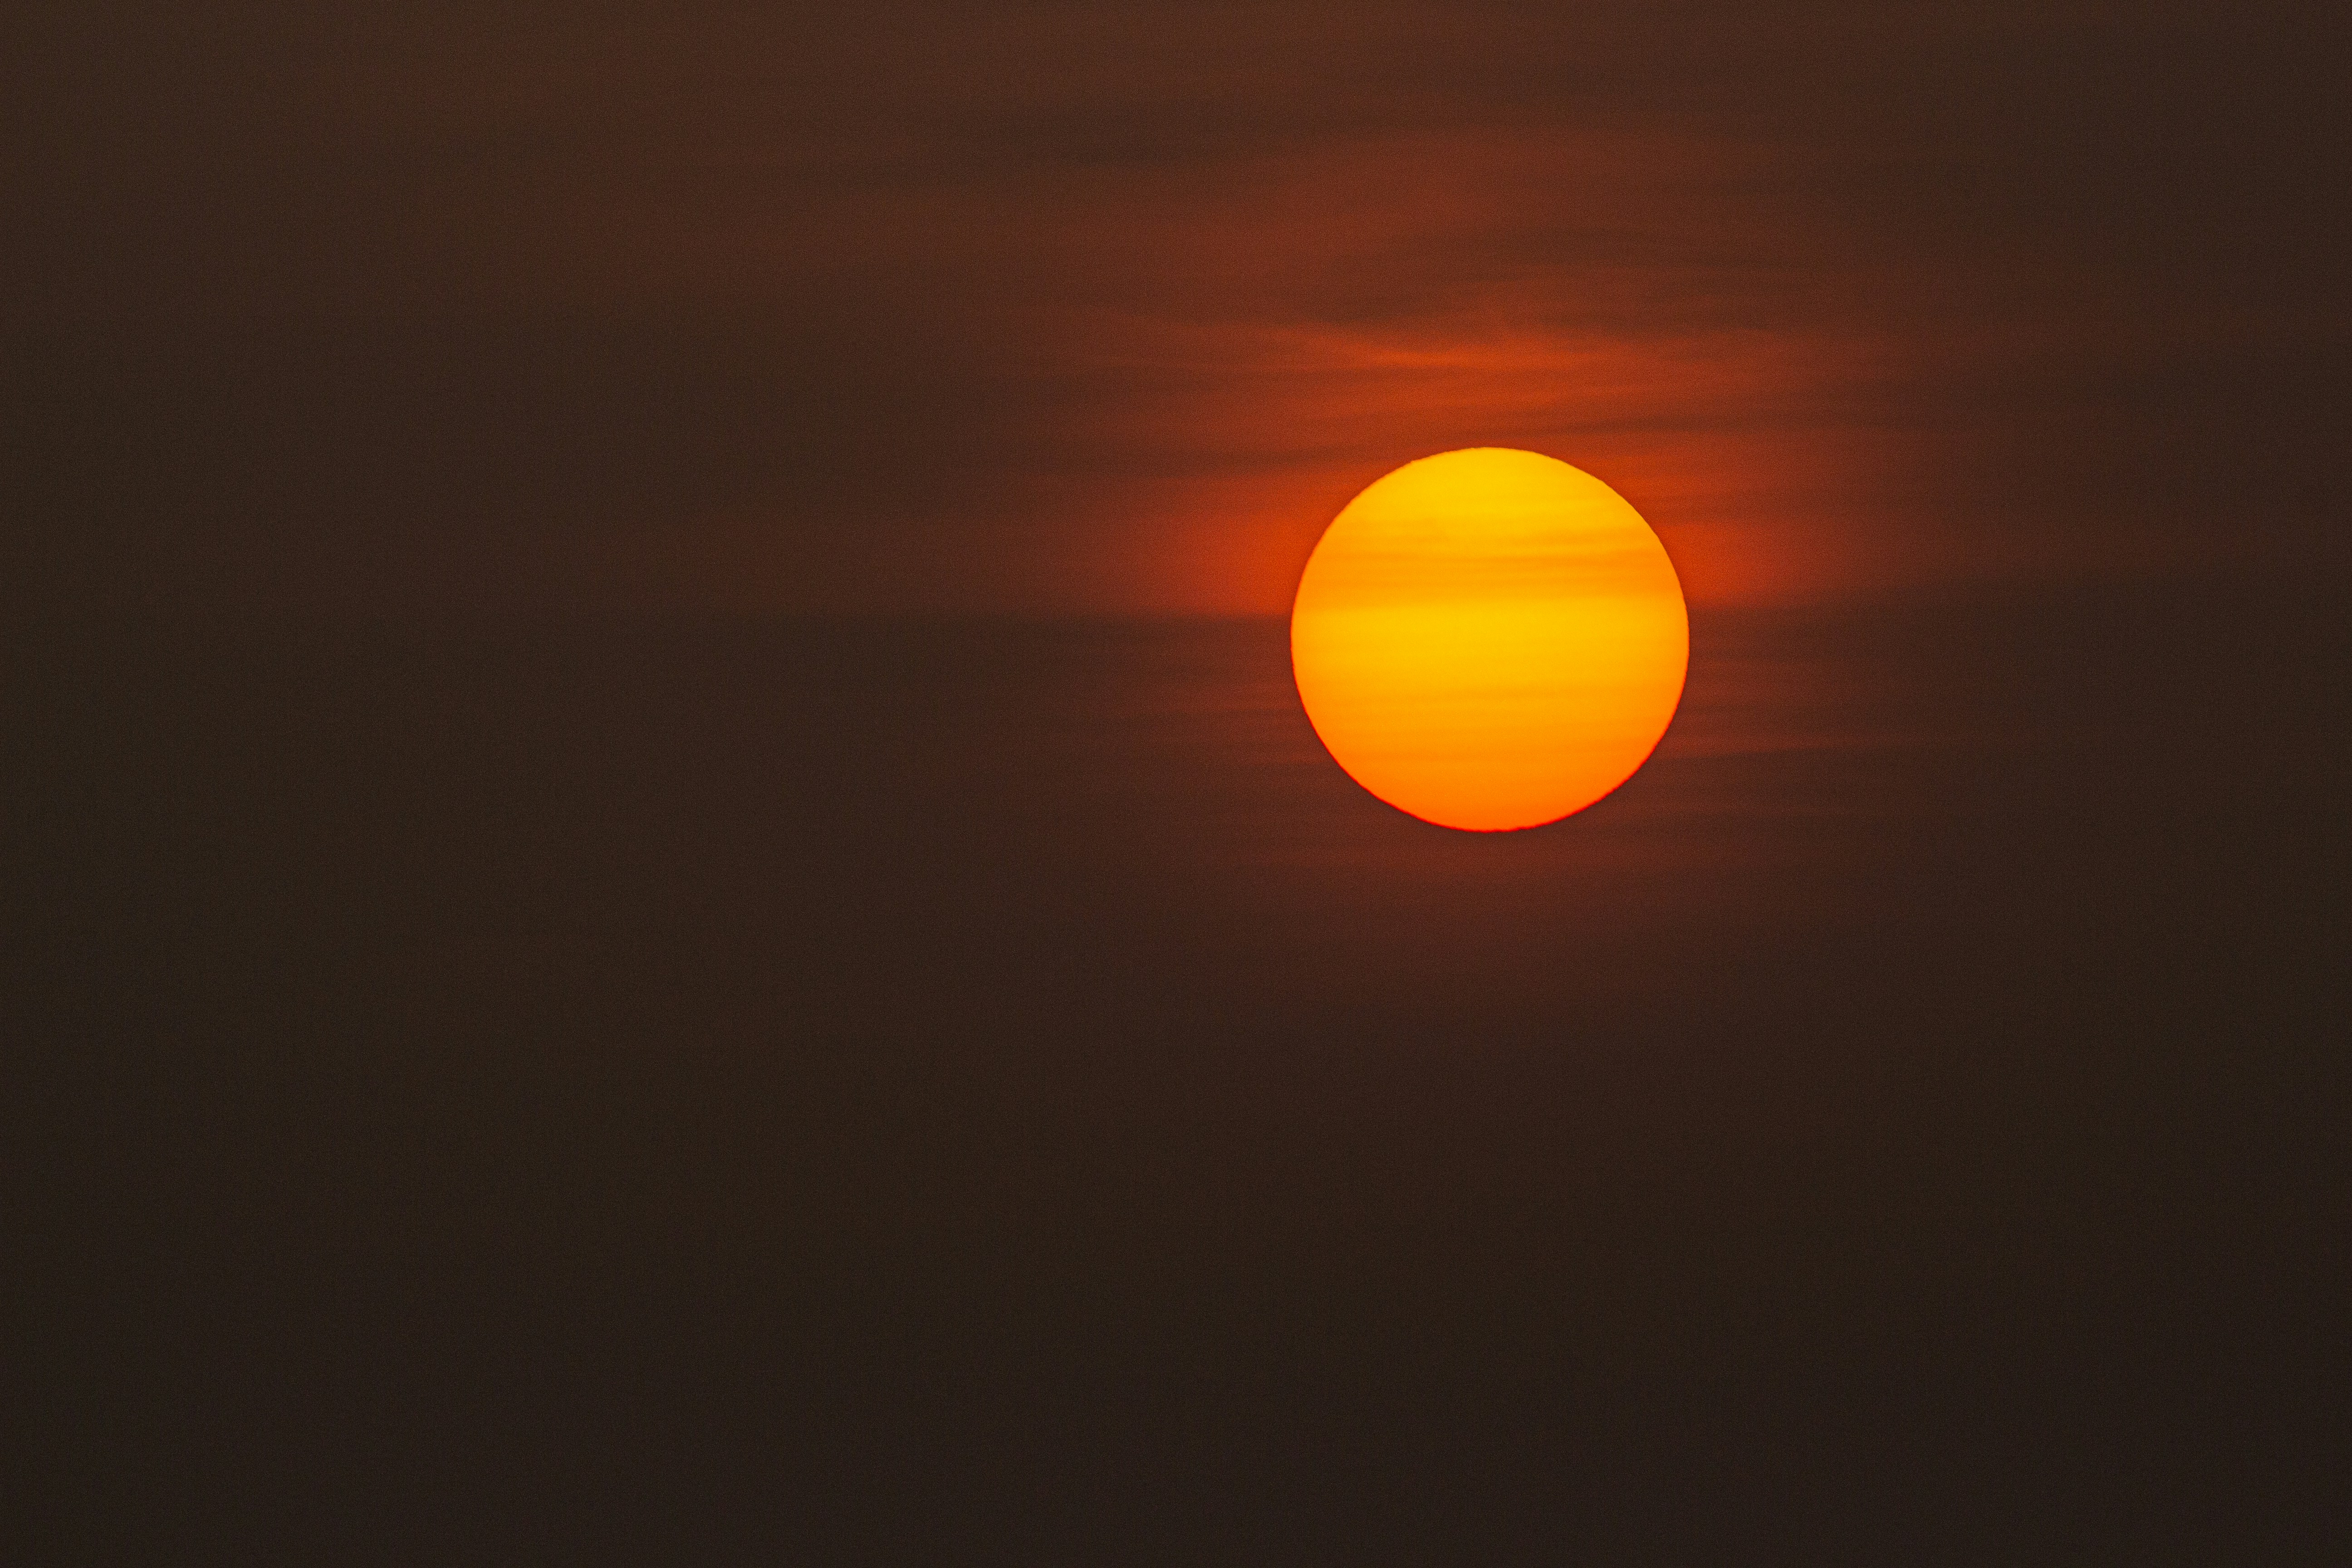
1290,448,1690,831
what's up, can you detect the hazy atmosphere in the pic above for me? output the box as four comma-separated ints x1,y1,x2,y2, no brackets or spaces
9,5,2345,1564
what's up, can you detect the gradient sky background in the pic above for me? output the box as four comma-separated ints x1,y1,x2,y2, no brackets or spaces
9,7,2347,1565
11,0,2343,619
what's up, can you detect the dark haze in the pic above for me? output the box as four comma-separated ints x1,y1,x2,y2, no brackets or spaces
7,4,2346,1563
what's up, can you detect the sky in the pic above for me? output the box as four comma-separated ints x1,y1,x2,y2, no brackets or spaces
9,7,2347,1564
10,0,2343,618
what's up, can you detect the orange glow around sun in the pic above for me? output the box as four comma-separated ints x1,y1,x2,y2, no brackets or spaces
1290,448,1690,832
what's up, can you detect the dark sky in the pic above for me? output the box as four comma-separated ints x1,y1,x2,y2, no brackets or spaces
8,6,2347,1566
10,1,2343,615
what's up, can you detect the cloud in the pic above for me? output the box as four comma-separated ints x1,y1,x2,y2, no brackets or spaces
7,1,2341,618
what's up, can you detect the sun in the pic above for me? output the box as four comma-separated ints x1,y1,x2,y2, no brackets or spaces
1290,448,1689,832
